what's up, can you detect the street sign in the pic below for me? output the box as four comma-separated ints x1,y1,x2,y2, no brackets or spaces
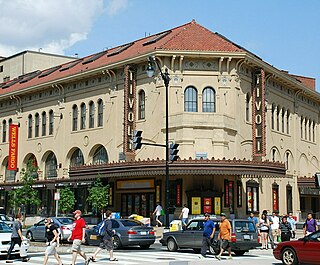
54,192,60,200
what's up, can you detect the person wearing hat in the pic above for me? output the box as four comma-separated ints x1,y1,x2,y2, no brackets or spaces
215,213,232,260
68,210,90,265
43,218,63,265
200,213,216,258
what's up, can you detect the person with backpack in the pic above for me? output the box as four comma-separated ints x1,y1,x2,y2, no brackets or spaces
303,213,318,236
43,218,63,265
89,210,118,262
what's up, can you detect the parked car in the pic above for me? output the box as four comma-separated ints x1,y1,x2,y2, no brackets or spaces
26,217,74,241
85,219,155,249
0,214,14,227
295,221,320,230
273,230,320,265
0,221,29,256
160,217,261,256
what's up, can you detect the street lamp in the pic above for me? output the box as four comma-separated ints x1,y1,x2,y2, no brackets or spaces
147,56,170,227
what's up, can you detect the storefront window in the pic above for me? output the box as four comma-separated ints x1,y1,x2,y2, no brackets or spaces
286,185,293,213
224,180,234,212
246,180,259,213
272,183,279,213
237,181,243,207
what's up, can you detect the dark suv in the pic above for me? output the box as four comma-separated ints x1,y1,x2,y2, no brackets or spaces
160,217,261,256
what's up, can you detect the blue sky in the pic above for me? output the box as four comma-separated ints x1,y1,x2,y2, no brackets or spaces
1,0,319,90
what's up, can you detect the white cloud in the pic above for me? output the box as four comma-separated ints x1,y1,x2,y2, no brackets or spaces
106,0,128,16
0,0,104,56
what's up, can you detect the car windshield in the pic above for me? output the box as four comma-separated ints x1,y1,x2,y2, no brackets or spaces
120,220,143,226
235,221,255,232
0,222,12,233
0,215,11,221
56,218,73,224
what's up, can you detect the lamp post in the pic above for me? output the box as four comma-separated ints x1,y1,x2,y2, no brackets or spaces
146,56,170,227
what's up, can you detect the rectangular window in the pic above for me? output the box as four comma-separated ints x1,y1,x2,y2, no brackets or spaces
224,180,229,207
0,65,3,72
272,185,279,213
237,181,243,207
42,113,46,136
246,182,259,213
286,186,293,213
49,112,54,135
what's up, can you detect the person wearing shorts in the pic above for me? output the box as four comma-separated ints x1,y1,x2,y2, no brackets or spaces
68,210,89,265
215,213,232,260
89,210,118,262
43,218,62,265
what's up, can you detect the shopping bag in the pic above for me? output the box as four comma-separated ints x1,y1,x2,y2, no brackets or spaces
277,235,282,243
160,209,165,216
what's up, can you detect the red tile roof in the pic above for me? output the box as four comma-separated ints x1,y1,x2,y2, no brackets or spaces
0,20,247,96
290,74,316,90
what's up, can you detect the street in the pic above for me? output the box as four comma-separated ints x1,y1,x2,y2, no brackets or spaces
0,242,282,265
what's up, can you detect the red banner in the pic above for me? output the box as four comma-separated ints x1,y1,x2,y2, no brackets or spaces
8,124,19,170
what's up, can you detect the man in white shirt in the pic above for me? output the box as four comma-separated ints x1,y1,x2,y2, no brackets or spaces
179,204,189,229
271,212,280,244
153,202,163,227
287,212,296,239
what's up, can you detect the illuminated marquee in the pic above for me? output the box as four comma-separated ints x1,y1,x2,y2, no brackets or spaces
252,69,266,157
8,124,19,170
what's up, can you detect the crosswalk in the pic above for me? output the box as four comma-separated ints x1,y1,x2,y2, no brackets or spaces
0,250,274,265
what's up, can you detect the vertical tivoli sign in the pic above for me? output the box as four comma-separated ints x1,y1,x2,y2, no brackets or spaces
123,65,136,160
252,69,266,158
8,124,19,170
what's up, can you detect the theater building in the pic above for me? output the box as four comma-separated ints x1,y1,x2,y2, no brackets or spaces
0,20,319,221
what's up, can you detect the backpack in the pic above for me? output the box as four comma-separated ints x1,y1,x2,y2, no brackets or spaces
94,220,107,237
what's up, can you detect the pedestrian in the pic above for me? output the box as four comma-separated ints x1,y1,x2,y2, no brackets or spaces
215,213,232,260
270,212,280,245
153,202,163,227
303,212,318,236
6,214,29,263
259,213,270,249
89,210,118,262
200,213,216,258
179,204,189,229
43,218,63,265
67,210,90,265
262,210,274,249
247,212,259,232
278,216,292,242
287,212,296,239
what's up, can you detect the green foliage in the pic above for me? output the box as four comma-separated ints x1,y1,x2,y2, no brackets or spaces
87,178,110,213
8,160,41,212
59,186,75,213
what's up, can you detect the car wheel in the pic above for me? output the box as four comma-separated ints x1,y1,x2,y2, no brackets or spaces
234,250,246,256
167,238,178,252
281,247,298,265
113,236,122,250
26,231,34,241
140,244,151,249
209,244,220,255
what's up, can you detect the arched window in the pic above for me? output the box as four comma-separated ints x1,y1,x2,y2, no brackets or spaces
305,118,308,140
245,93,250,122
97,99,103,127
272,148,277,162
281,108,285,133
2,120,6,143
286,110,290,134
184,86,197,112
309,120,312,141
93,146,108,165
300,116,303,138
35,113,39,137
49,110,54,135
72,105,78,131
276,106,280,131
138,90,145,120
70,148,84,167
80,103,86,130
28,114,33,138
202,87,215,112
45,152,57,178
42,111,46,136
27,154,38,179
89,101,95,128
313,122,316,142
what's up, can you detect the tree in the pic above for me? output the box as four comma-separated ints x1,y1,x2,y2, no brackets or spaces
8,160,41,216
87,178,110,216
59,186,75,214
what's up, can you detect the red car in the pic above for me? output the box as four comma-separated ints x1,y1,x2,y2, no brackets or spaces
273,230,320,265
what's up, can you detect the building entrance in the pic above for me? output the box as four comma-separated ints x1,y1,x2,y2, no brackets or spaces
121,193,155,218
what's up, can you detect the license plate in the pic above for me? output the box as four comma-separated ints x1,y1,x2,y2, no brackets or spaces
140,231,147,235
243,235,250,240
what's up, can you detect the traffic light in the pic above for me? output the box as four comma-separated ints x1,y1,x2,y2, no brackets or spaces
133,130,143,150
315,173,320,188
169,143,179,162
